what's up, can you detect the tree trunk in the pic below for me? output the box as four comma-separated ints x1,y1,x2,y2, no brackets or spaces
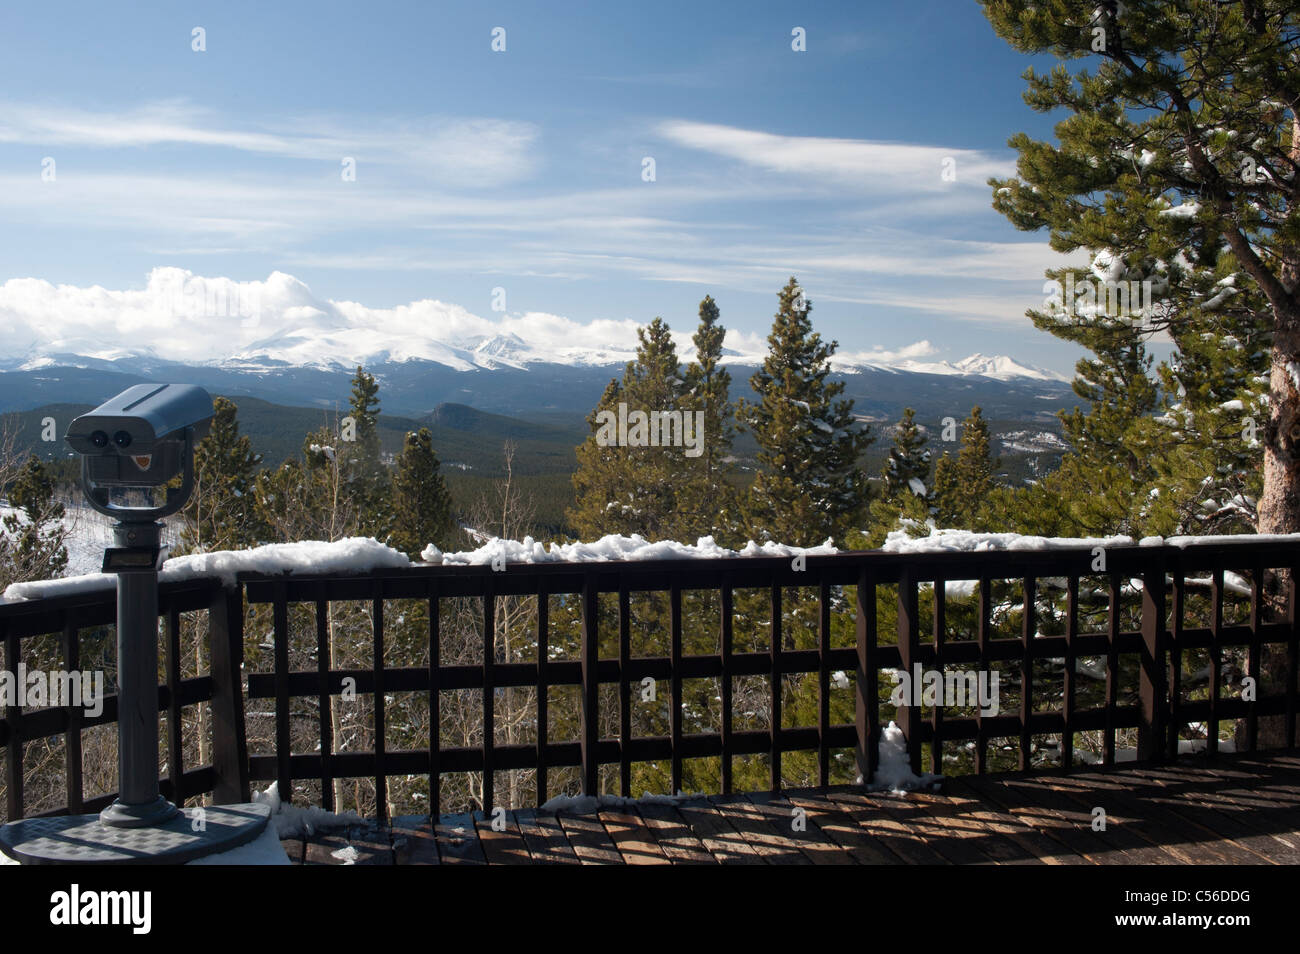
1251,114,1300,747
328,606,345,811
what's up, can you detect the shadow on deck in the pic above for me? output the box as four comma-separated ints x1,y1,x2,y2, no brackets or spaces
280,751,1300,865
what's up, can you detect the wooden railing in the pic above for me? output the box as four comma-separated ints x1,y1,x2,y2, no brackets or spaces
0,578,249,821
2,538,1297,823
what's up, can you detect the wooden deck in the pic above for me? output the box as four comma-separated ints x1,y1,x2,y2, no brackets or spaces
278,751,1300,865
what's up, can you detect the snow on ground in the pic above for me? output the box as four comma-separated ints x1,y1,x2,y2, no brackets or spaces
185,823,291,865
866,721,943,793
423,533,837,566
252,781,365,838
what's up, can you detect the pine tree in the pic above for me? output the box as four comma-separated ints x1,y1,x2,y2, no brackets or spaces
881,407,930,499
864,408,931,544
569,377,626,539
340,366,388,535
1,454,68,584
568,319,696,540
981,0,1300,536
739,278,872,545
390,427,454,558
682,294,739,540
954,406,998,505
931,452,961,527
932,407,998,529
180,396,263,553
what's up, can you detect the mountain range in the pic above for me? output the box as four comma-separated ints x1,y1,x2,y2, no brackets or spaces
0,349,1073,425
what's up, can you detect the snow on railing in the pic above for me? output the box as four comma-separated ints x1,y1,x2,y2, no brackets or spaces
7,526,1300,604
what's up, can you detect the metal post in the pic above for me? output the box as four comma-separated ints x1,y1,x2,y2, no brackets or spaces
100,520,178,827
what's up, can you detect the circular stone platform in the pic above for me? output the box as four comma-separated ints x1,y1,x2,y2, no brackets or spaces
0,803,271,865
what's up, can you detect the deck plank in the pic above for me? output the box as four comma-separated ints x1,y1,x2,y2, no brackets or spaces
279,838,305,864
636,803,718,864
1115,766,1289,864
1047,771,1258,864
744,792,856,865
599,809,671,864
303,829,393,865
1002,776,1184,865
942,778,1084,865
435,812,487,864
905,788,1046,865
515,809,581,864
673,799,766,864
473,810,533,864
783,790,905,865
707,794,814,865
958,775,1110,864
557,812,625,864
825,789,952,864
293,752,1300,865
390,819,441,865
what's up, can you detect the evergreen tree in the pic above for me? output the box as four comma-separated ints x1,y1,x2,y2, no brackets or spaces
953,406,998,504
1,455,68,583
931,452,961,527
256,410,367,545
981,0,1300,535
932,407,999,529
568,319,695,540
340,366,388,535
864,408,931,544
682,294,739,540
390,427,454,559
739,278,872,545
881,407,930,499
569,377,625,538
180,396,263,552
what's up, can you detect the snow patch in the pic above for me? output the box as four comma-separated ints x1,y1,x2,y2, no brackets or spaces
882,526,1133,554
3,537,414,602
252,781,366,838
865,722,943,793
422,533,838,566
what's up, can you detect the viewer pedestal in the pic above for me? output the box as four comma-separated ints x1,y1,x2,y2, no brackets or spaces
0,802,270,864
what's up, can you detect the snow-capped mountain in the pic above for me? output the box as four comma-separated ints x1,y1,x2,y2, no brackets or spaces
0,268,1067,383
889,353,1067,383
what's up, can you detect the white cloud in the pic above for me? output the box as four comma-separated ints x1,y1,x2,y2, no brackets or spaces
0,268,654,368
656,120,1016,191
0,101,539,187
0,267,941,371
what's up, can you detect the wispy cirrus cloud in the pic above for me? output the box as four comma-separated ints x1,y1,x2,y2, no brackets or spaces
0,101,540,186
656,119,1015,191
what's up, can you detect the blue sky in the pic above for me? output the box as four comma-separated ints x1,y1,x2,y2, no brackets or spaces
0,0,1097,374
